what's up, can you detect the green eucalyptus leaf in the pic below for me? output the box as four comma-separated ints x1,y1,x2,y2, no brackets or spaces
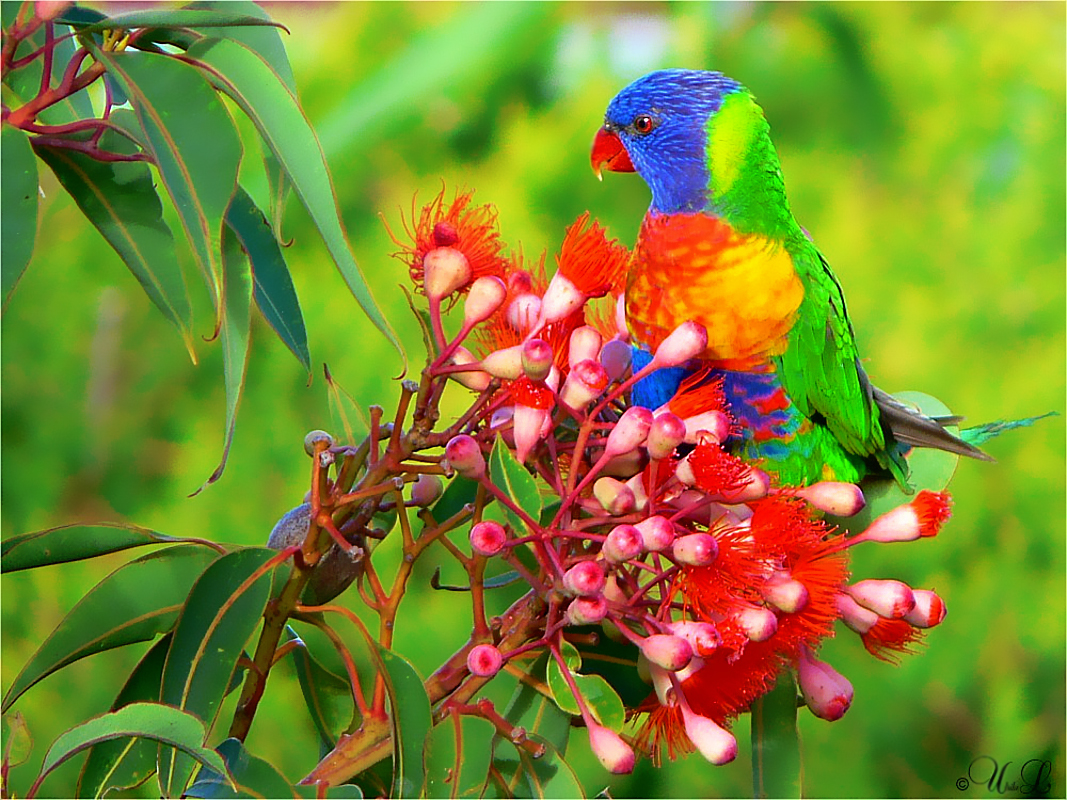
489,736,584,800
284,626,353,750
488,436,543,534
1,546,218,714
751,673,802,799
3,22,95,124
498,653,569,755
1,125,38,303
424,713,496,799
545,642,625,731
158,548,276,797
186,737,294,799
72,8,287,35
2,711,32,770
375,645,431,799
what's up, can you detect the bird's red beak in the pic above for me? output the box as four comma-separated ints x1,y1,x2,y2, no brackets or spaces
591,126,635,180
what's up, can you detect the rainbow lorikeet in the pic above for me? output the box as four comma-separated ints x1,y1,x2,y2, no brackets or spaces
591,69,992,487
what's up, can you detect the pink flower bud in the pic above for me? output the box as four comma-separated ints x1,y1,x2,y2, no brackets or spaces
566,595,608,625
599,339,632,383
734,605,778,642
671,533,718,567
679,705,737,765
602,448,646,478
904,589,947,628
507,292,542,333
469,520,507,557
540,273,585,324
462,276,507,326
446,346,491,391
521,338,553,381
480,344,524,380
568,326,603,366
562,560,606,597
647,412,686,459
847,579,916,619
603,574,628,604
560,359,609,410
762,573,809,614
411,474,443,507
650,321,707,368
593,477,635,516
603,524,644,563
794,481,866,517
614,294,628,338
860,490,952,543
668,620,721,656
423,246,472,301
466,643,504,677
797,648,853,721
624,473,648,512
444,435,485,479
681,410,731,445
834,592,878,634
674,453,697,486
721,466,772,503
635,516,675,552
640,634,694,671
513,404,549,464
587,724,635,774
604,406,653,458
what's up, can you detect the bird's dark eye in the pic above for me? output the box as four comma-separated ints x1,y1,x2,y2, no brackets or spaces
633,114,656,134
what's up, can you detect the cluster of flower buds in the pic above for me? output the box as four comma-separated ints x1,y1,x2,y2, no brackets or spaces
389,187,956,773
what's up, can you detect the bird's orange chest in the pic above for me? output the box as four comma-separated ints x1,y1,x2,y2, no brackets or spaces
625,213,804,369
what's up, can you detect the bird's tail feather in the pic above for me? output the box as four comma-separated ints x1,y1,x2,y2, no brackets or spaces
961,412,1058,447
873,387,994,462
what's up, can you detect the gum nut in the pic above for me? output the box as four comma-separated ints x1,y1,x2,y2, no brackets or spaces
268,503,312,549
599,339,632,382
303,430,334,456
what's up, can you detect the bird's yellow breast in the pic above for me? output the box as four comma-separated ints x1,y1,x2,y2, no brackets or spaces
626,213,803,370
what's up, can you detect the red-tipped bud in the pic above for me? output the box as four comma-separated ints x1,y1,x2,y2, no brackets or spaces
671,533,718,567
521,338,553,381
795,481,866,517
650,321,707,368
513,404,549,464
411,474,443,507
446,346,492,391
762,573,809,614
641,634,694,671
432,220,459,247
603,524,644,563
462,276,507,326
681,410,731,445
507,292,542,333
588,724,635,774
734,605,778,642
445,435,485,479
480,344,525,380
560,359,609,410
540,273,585,324
847,579,916,619
569,326,603,366
566,595,609,625
599,339,632,383
604,406,653,457
469,520,507,557
861,490,952,543
668,620,721,656
835,592,879,634
679,705,737,765
797,647,853,721
904,589,947,628
635,515,675,552
647,412,686,460
467,643,504,677
423,246,472,301
562,560,606,597
593,477,635,516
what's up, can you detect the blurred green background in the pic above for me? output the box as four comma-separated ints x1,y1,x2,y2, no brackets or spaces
2,2,1064,797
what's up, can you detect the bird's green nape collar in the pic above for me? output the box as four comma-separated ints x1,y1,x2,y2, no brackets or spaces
704,91,797,240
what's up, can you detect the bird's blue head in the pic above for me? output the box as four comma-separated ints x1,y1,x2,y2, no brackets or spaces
591,69,746,214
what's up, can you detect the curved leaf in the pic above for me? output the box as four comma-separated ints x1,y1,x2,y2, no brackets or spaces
186,737,294,799
33,118,196,360
424,713,495,799
1,522,213,573
489,736,584,800
32,703,229,798
184,36,402,362
2,546,219,713
72,8,287,35
1,125,38,303
226,187,309,371
498,653,570,755
159,547,276,797
751,673,802,799
285,626,353,750
545,642,624,732
2,711,32,770
376,645,431,799
78,634,173,798
489,436,543,534
92,47,242,330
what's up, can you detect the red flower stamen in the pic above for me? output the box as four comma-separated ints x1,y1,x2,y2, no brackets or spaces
688,440,752,497
556,212,630,296
861,618,924,664
913,490,952,537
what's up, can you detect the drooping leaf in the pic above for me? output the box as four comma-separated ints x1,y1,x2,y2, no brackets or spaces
1,125,38,303
91,47,242,332
186,737,294,799
423,713,496,799
183,36,403,362
187,0,295,90
32,703,230,798
489,436,543,534
375,645,432,799
2,546,219,713
751,673,802,799
284,626,354,750
78,634,173,798
69,8,287,35
225,186,309,371
158,547,276,797
488,736,584,800
33,116,197,360
545,642,625,732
